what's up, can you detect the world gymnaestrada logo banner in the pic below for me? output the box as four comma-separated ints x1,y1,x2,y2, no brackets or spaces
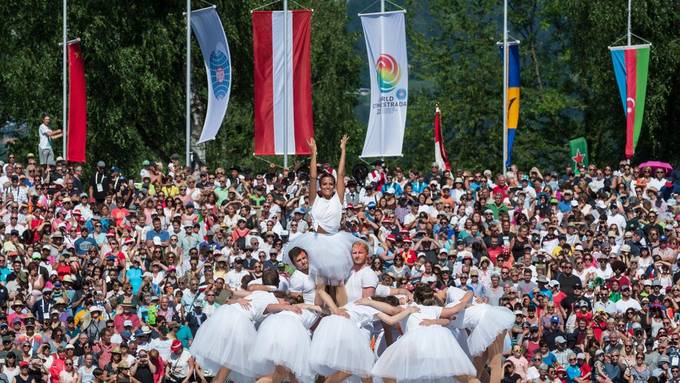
376,54,401,93
191,6,232,143
209,48,231,100
360,11,408,158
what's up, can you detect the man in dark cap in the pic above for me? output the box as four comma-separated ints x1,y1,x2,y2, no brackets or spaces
89,160,110,205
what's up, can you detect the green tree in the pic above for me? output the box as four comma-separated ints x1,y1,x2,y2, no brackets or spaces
560,0,680,165
0,0,361,175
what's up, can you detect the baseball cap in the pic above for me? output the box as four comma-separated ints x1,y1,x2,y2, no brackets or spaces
171,340,183,352
555,336,566,344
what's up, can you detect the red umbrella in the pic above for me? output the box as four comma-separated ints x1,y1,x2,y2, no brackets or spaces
638,161,673,174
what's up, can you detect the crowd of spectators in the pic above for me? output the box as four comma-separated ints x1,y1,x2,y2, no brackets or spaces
1,151,680,383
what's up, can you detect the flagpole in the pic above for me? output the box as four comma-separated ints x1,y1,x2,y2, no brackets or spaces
502,0,508,176
186,0,192,168
379,0,385,156
62,0,67,158
627,0,632,45
283,0,289,169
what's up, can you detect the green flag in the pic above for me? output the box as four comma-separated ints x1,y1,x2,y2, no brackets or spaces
569,137,588,173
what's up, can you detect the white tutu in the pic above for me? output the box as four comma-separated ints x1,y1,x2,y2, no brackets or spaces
463,304,515,357
250,312,315,383
190,305,257,381
309,315,375,378
284,231,358,284
450,327,471,358
372,325,476,380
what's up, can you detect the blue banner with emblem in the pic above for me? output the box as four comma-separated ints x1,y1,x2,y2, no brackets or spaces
191,6,231,143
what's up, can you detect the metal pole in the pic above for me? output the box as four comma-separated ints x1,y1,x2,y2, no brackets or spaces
62,0,67,158
627,0,632,45
502,0,508,176
283,0,289,169
379,1,385,155
185,0,192,168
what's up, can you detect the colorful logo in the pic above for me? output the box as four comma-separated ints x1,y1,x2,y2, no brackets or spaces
376,54,400,93
209,49,231,100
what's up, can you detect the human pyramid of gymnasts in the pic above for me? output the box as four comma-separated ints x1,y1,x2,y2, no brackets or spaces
190,136,515,383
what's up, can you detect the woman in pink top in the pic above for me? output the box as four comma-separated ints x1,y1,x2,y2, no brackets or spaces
506,345,529,380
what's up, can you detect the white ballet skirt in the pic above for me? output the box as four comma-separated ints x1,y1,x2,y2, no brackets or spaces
284,194,358,284
450,327,471,357
462,304,515,357
284,231,358,284
309,304,376,378
372,305,476,381
189,291,278,382
189,305,258,382
250,310,317,383
444,287,514,357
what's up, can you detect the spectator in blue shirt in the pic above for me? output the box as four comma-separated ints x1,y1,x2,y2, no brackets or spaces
126,260,144,294
73,227,98,256
381,178,403,197
0,255,11,282
145,217,170,247
538,342,557,367
565,355,582,383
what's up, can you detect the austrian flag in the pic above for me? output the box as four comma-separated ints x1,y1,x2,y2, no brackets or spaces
252,10,314,156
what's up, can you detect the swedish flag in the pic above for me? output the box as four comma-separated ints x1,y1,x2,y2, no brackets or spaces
501,43,520,167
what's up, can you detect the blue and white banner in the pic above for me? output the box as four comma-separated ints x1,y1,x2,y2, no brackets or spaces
191,6,231,143
360,10,408,157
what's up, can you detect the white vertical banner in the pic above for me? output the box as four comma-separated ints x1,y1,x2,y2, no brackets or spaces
191,6,231,143
360,10,408,157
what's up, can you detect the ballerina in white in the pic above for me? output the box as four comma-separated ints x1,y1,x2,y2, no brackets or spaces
189,270,307,383
310,288,417,383
438,286,515,382
372,284,478,383
285,135,359,305
250,294,322,383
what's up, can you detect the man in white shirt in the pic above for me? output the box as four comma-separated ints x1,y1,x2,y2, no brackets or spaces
606,204,627,237
38,114,62,166
402,203,420,228
165,341,192,383
646,170,667,193
615,285,641,313
225,259,249,290
344,242,378,303
287,247,316,304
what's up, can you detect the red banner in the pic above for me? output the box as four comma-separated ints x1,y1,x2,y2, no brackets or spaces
67,42,87,163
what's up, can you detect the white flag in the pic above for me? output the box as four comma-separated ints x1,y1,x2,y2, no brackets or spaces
360,11,408,157
191,6,231,143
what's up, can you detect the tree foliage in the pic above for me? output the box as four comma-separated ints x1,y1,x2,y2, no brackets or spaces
0,0,362,174
1,0,678,176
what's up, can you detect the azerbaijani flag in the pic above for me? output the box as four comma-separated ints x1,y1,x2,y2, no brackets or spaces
610,44,650,159
500,43,520,168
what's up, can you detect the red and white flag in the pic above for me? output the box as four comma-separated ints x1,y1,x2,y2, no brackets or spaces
252,10,313,156
434,106,451,171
